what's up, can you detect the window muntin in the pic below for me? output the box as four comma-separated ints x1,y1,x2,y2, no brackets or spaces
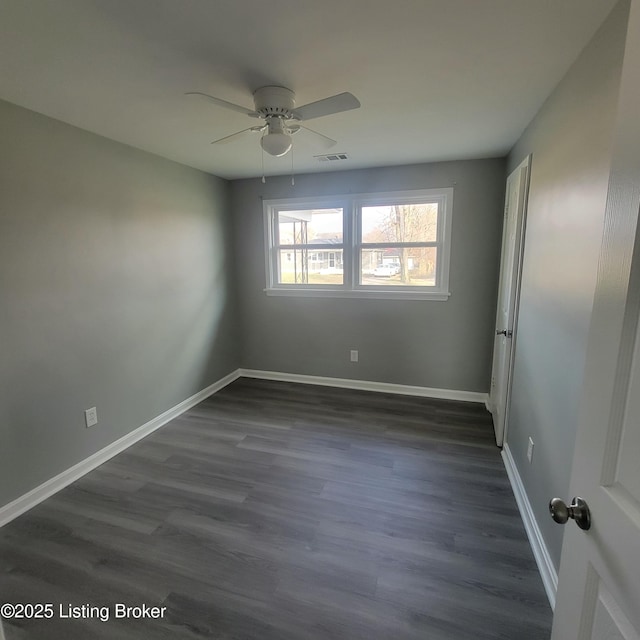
264,189,452,300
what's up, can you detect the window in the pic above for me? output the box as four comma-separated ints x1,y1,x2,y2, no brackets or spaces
264,188,453,300
273,207,344,285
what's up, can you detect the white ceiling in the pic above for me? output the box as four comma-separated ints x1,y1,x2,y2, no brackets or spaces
0,0,618,180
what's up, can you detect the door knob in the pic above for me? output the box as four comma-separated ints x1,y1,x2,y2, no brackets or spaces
549,496,591,530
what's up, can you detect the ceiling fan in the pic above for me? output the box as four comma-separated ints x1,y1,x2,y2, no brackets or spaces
186,86,360,157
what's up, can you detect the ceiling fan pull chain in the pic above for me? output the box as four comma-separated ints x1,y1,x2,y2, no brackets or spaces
261,139,266,184
291,145,295,186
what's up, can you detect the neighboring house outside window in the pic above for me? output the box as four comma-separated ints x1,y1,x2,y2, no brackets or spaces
264,188,453,300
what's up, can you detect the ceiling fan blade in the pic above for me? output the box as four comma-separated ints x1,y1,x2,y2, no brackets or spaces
211,126,265,145
186,92,259,117
292,125,337,149
291,92,360,121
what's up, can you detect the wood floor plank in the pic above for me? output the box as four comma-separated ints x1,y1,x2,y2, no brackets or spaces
0,378,552,639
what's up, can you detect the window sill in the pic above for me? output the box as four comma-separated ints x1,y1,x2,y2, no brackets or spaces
264,288,451,301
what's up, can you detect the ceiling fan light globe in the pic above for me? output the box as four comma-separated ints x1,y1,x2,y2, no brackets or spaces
261,132,292,157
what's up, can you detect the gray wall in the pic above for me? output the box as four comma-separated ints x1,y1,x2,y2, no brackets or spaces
231,159,506,392
0,100,239,508
506,0,629,569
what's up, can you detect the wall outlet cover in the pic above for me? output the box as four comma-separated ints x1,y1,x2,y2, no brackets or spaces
85,407,98,428
350,350,359,363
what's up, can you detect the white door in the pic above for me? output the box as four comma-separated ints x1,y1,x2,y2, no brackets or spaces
489,156,530,446
551,2,640,637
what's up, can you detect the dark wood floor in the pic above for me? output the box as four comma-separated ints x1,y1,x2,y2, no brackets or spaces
0,378,552,639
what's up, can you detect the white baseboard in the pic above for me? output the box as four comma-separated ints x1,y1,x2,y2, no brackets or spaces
0,369,241,528
239,368,488,404
502,442,558,609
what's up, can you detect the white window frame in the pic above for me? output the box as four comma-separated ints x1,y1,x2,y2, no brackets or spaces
264,188,453,300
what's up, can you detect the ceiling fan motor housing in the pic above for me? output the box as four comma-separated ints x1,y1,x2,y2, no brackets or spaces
253,86,296,118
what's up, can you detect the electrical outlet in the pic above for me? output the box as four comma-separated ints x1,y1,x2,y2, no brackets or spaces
85,407,98,428
350,349,359,363
527,437,534,463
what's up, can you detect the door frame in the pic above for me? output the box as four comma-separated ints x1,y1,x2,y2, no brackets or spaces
489,155,531,446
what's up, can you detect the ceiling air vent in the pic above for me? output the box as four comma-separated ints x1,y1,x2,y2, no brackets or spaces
315,153,349,162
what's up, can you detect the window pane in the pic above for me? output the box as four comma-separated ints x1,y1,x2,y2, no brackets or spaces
278,249,343,285
360,247,437,287
361,203,438,243
278,208,343,244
